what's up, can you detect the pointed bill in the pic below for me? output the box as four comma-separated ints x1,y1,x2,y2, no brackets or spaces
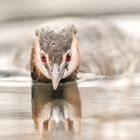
51,64,61,90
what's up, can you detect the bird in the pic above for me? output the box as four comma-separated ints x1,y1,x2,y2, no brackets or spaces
10,18,140,88
30,18,140,90
30,25,80,90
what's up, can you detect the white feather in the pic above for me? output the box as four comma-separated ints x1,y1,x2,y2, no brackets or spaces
34,37,50,79
63,35,79,78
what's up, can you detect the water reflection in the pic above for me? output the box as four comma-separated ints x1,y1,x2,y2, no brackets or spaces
32,82,81,135
0,75,140,139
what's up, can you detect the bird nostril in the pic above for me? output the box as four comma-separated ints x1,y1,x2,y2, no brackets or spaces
52,42,56,46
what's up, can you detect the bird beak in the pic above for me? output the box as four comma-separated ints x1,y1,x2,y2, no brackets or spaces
51,64,61,90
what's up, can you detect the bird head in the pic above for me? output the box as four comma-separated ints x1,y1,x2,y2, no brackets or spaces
33,25,80,90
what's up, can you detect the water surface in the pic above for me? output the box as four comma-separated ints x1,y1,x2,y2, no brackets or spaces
0,74,140,140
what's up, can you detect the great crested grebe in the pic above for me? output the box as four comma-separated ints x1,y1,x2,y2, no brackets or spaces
25,18,140,90
31,25,80,90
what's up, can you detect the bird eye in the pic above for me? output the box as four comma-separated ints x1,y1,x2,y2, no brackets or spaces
41,53,46,63
66,53,71,62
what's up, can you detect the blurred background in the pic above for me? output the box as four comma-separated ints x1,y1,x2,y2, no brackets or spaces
1,0,140,20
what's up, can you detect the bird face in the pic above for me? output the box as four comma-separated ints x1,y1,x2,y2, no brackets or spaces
33,25,79,90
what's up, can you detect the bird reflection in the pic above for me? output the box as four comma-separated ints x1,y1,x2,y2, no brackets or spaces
32,82,81,135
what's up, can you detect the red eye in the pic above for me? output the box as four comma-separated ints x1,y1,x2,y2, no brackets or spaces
66,53,71,62
41,54,46,63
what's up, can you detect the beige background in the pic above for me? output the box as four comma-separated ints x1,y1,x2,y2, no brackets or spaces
1,0,140,22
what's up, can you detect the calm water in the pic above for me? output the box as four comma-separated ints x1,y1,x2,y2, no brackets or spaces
0,73,140,140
